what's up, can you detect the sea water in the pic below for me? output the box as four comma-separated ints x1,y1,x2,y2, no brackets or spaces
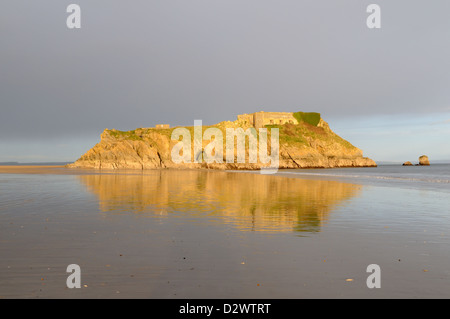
0,165,449,298
276,164,450,193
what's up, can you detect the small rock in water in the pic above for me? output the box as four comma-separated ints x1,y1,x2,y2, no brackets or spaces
419,155,430,166
402,161,413,166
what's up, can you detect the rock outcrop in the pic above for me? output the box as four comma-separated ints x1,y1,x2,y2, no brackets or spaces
403,161,413,166
67,115,377,170
419,155,430,166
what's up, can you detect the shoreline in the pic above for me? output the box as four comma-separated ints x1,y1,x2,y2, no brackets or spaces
0,164,377,173
0,165,377,184
1,165,449,193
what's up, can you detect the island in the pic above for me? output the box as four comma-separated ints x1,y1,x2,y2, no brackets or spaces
67,111,377,170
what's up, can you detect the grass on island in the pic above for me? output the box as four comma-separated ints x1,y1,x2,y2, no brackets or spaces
107,116,355,151
293,112,321,127
108,129,143,141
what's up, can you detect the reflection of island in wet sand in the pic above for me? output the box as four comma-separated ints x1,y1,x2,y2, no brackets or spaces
78,170,362,233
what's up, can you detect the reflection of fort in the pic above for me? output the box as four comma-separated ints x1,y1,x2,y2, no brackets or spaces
78,170,362,233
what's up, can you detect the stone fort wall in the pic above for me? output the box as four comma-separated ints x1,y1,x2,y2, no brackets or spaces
237,111,298,129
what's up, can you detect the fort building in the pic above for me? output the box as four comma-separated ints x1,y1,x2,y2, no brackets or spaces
237,111,298,129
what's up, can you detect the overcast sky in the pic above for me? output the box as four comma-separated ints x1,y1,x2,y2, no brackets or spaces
1,0,450,162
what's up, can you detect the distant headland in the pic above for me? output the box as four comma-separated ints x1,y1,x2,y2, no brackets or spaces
67,111,377,171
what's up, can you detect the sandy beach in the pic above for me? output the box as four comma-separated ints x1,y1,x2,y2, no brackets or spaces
0,166,67,174
1,165,450,298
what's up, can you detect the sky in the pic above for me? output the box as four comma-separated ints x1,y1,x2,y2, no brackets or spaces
1,0,450,163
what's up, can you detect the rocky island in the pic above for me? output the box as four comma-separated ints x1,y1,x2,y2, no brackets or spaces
67,111,377,170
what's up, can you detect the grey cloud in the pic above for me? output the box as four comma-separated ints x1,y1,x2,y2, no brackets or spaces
1,0,450,141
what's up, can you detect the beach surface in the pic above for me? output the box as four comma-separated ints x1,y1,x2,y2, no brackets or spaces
1,165,449,298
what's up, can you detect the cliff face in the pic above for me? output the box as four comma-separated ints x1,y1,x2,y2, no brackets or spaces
67,116,377,170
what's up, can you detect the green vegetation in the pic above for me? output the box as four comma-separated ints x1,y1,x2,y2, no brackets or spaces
265,122,355,150
293,112,321,126
108,129,143,141
265,124,308,147
107,117,355,151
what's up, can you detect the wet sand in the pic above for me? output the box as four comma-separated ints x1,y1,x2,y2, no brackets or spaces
1,166,449,298
0,166,66,173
